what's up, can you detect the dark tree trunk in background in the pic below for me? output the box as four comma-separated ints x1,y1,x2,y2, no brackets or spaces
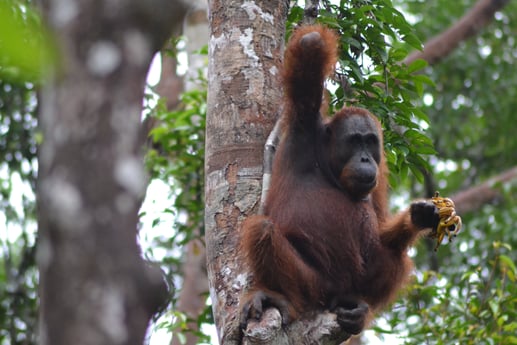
36,1,185,344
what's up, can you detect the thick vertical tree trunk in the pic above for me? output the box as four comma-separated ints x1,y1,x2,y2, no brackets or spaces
37,1,183,344
204,0,288,343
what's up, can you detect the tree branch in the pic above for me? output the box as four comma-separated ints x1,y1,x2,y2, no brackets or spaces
243,309,350,345
303,0,320,24
452,166,517,215
404,0,509,65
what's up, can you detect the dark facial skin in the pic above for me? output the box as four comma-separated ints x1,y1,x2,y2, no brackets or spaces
328,114,381,199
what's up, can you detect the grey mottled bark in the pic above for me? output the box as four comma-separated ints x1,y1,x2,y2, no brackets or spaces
205,0,287,343
37,1,186,344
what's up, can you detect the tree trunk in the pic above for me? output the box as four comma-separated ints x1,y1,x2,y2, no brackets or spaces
37,1,182,344
205,0,288,343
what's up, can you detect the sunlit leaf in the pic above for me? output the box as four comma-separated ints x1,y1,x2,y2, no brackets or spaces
0,1,55,81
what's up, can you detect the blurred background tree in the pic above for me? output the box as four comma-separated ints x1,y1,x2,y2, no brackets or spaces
0,0,516,344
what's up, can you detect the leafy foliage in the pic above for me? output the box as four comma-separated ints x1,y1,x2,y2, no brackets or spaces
0,0,54,82
0,4,41,342
406,0,517,183
147,85,206,244
0,36,39,345
380,240,517,345
144,70,210,341
374,1,517,344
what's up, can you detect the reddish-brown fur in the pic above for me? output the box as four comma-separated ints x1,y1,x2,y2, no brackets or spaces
239,25,436,332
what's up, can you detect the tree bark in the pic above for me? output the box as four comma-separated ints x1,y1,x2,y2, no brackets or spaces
156,42,184,111
404,0,509,65
37,1,183,344
205,0,289,343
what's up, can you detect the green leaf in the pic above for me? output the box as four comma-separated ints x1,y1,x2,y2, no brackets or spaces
409,164,424,183
499,255,517,281
0,1,55,81
389,47,409,62
402,33,423,50
412,74,435,86
406,58,428,74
